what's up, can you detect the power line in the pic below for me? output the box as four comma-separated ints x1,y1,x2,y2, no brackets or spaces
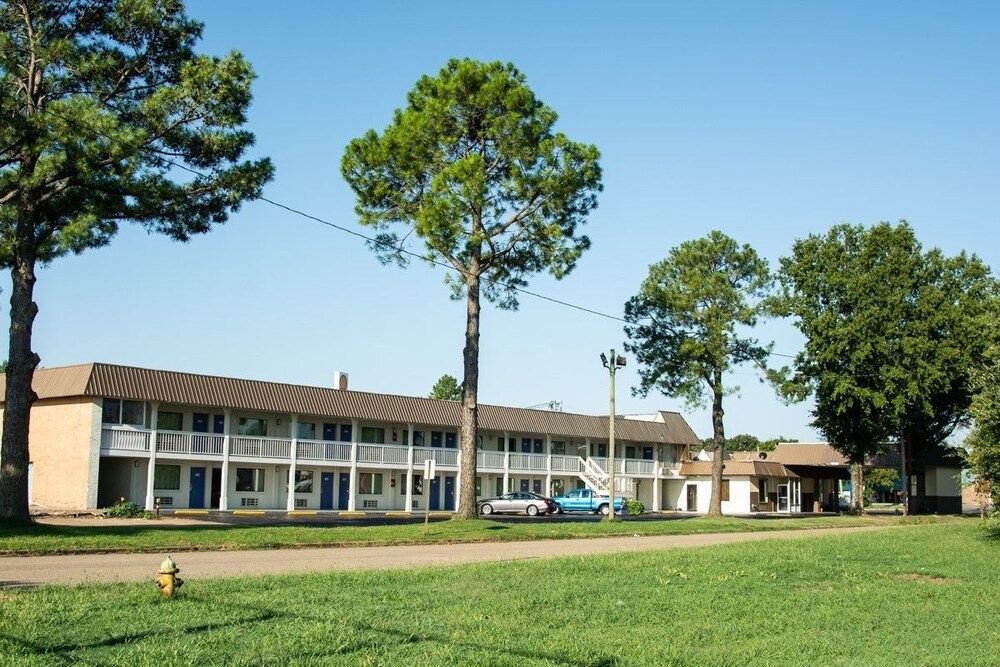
35,104,801,357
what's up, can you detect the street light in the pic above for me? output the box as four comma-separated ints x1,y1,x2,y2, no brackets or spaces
601,349,626,521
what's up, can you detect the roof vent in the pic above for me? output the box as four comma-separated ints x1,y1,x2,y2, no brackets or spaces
334,371,349,391
758,451,768,460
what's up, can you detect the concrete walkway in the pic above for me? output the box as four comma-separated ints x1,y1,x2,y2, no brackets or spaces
0,525,884,588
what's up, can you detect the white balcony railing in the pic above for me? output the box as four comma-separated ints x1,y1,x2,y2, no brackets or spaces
101,427,149,452
101,426,662,477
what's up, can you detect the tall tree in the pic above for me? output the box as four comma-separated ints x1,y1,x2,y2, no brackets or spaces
964,312,1000,514
775,222,995,514
0,0,273,521
429,374,462,401
624,231,775,516
342,59,601,519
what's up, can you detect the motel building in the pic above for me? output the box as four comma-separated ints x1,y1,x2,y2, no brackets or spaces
7,363,957,515
4,363,711,514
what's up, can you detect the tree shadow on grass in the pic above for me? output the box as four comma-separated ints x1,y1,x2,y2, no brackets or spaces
0,609,286,659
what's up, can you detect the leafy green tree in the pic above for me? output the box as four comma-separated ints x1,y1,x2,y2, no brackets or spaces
865,468,898,494
965,321,1000,513
624,231,775,516
0,0,273,522
726,434,761,452
775,222,996,514
342,59,601,519
429,374,462,401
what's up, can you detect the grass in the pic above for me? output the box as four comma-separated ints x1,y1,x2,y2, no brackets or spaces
1,521,997,666
0,514,940,556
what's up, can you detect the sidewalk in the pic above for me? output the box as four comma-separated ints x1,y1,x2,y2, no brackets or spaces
0,525,883,588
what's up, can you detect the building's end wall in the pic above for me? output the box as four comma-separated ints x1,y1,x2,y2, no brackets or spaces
26,397,99,510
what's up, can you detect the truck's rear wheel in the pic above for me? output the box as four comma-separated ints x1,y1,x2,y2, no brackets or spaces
598,504,610,516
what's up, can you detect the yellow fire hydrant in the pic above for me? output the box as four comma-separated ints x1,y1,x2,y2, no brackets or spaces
156,556,183,597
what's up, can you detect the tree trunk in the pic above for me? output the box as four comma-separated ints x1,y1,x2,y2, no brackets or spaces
0,195,40,523
708,378,724,516
850,463,865,514
456,270,481,520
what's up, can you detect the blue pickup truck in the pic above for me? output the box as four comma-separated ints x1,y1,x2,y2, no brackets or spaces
551,489,626,516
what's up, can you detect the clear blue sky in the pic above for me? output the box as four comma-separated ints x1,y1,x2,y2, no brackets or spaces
11,1,998,442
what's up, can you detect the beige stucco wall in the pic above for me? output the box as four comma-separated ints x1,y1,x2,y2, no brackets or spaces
23,397,101,510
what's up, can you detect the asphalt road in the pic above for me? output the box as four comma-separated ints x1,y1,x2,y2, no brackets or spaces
0,525,884,588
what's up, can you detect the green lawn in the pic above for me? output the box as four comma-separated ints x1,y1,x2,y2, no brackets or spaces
1,521,997,666
0,514,923,556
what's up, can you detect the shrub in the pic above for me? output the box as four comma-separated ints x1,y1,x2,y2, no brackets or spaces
625,498,645,515
103,498,155,519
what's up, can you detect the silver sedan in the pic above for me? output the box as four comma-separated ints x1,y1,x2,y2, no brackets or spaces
477,492,554,516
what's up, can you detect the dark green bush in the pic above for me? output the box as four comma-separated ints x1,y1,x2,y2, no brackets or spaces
625,498,645,515
103,498,154,519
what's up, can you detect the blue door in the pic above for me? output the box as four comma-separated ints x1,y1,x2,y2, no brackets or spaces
340,424,353,442
320,472,334,510
189,467,205,508
323,423,337,440
445,432,456,449
430,477,440,510
431,431,442,448
193,413,209,433
533,439,543,453
520,478,529,492
533,479,542,494
444,476,455,510
521,438,531,453
213,415,225,434
337,472,350,510
643,446,654,460
597,443,607,457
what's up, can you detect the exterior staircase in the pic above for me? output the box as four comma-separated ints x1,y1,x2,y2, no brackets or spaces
577,457,635,496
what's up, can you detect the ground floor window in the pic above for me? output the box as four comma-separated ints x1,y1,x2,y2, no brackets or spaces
359,472,383,495
154,464,181,490
290,469,313,493
412,473,423,495
236,467,265,492
476,476,482,496
551,479,565,496
496,477,504,495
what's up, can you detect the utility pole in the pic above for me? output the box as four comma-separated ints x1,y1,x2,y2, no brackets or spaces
601,349,626,521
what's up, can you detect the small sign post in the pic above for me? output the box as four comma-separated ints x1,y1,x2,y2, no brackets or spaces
423,458,436,529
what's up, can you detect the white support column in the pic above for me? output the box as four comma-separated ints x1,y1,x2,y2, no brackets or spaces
545,434,553,496
348,419,359,511
287,414,298,512
220,410,231,511
405,424,414,512
502,431,510,493
144,402,159,510
652,444,661,512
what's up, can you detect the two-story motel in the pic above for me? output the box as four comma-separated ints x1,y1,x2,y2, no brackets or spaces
5,363,707,513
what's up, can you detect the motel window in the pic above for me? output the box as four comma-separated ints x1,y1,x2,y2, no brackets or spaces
154,464,181,490
297,422,316,440
358,473,383,495
238,418,267,437
102,398,146,426
156,412,183,431
551,441,566,455
625,446,636,459
236,468,265,492
361,427,385,444
412,474,423,495
290,470,313,494
721,480,730,502
413,431,425,447
497,436,505,452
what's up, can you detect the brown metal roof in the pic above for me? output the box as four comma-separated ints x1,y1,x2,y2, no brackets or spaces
5,363,699,445
679,460,798,478
769,443,849,467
